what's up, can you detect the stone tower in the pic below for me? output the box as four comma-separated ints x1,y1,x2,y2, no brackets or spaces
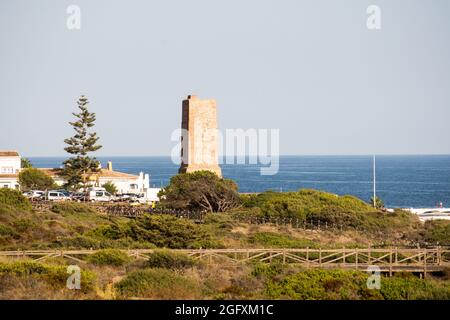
178,95,222,177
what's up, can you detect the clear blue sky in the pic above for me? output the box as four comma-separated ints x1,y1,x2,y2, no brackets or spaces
1,0,449,156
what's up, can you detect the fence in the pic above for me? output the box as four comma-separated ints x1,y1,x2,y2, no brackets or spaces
1,247,449,276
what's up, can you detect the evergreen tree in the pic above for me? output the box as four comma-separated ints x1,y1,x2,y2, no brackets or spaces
19,168,55,191
102,181,118,195
62,95,102,191
21,158,33,168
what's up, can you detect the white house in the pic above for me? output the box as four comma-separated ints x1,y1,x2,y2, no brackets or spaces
0,151,21,189
40,161,160,200
1,151,160,200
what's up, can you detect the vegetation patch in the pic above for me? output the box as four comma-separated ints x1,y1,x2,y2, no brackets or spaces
237,189,421,236
261,267,450,300
0,261,95,294
126,214,218,249
248,232,316,248
0,189,31,212
87,249,131,266
159,171,242,212
422,220,450,245
50,202,97,216
146,250,197,270
115,268,201,299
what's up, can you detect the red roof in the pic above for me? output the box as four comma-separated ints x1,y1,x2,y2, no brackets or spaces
0,151,20,157
39,168,138,180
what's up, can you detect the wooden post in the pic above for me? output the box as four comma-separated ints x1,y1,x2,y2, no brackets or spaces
319,248,322,266
306,247,309,267
282,250,286,264
423,250,427,279
437,246,441,265
389,249,393,277
355,248,358,270
342,247,345,264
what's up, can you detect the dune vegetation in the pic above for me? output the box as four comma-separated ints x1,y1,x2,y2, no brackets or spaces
1,186,450,300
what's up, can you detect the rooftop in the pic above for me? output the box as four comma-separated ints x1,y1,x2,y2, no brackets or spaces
40,168,139,180
0,151,20,157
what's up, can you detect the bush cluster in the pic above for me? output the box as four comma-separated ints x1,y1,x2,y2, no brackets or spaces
146,250,197,269
0,261,95,293
0,189,31,212
87,249,131,266
237,189,421,234
115,268,201,299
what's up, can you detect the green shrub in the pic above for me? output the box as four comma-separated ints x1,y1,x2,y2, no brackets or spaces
237,189,420,234
159,171,241,212
54,235,102,249
50,202,97,215
18,168,56,191
381,275,450,300
87,249,131,266
146,250,196,270
0,224,19,238
263,268,450,300
423,220,450,244
0,189,31,211
12,218,37,233
127,214,216,249
252,262,286,279
0,261,95,293
115,268,201,299
87,224,130,240
265,269,382,300
248,232,316,248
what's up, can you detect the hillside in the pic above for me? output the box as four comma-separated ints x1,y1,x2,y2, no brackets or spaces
1,188,450,300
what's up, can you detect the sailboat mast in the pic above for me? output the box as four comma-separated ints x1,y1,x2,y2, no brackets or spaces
373,154,376,207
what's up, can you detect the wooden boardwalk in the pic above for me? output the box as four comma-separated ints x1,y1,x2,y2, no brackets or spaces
1,247,449,276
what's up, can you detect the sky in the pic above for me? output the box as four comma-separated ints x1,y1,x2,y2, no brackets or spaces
0,0,449,157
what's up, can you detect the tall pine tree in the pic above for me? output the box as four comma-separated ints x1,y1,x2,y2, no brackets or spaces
62,95,102,191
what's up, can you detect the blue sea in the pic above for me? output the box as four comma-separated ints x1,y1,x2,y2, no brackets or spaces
28,155,450,208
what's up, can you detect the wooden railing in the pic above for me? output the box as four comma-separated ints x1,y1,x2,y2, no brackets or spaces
1,247,449,275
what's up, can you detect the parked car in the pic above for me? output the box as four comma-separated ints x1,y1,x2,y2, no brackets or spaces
132,193,151,204
87,187,115,202
71,192,87,202
22,190,45,199
44,190,71,201
115,193,136,202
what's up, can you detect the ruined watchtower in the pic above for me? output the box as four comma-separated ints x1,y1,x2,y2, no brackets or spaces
178,95,222,177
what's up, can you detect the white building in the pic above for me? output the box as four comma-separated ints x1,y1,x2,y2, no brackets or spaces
40,161,160,200
0,151,160,200
0,151,21,189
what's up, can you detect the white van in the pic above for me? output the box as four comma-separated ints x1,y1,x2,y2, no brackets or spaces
87,187,115,202
46,190,71,201
23,190,45,199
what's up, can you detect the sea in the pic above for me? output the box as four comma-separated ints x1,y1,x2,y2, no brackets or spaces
28,155,450,209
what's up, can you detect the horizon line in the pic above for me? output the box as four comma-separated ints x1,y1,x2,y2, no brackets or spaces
24,153,450,158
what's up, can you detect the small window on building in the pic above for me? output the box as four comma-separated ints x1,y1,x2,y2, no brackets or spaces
1,167,14,174
3,185,8,188
130,184,138,190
